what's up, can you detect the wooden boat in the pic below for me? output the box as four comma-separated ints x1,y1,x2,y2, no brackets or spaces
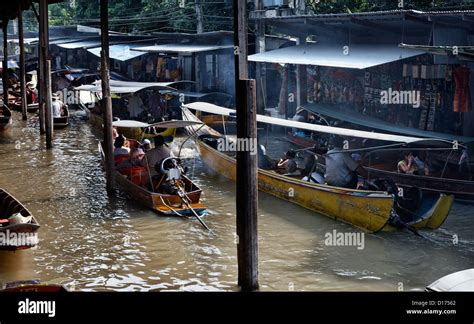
0,105,12,130
287,131,318,148
0,188,40,250
364,149,474,202
426,269,474,292
1,280,68,292
99,120,207,217
11,102,39,113
53,105,69,129
182,104,454,233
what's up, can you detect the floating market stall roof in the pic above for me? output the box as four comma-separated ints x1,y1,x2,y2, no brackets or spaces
248,43,427,69
183,102,458,145
87,44,149,62
301,102,474,144
132,43,233,54
56,40,102,49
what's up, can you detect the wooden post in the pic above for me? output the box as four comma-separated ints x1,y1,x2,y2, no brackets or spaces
234,0,258,291
38,0,48,134
100,0,115,192
254,0,266,114
295,38,307,108
2,20,8,107
18,6,27,120
45,60,53,148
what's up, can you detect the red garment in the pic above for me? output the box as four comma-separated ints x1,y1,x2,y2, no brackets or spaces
453,66,472,113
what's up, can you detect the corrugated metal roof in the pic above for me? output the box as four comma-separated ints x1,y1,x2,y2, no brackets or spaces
248,43,426,69
132,43,233,54
87,44,148,61
56,40,102,49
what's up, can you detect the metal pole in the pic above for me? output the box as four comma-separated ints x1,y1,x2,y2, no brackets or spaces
100,0,115,192
18,6,27,120
234,0,258,291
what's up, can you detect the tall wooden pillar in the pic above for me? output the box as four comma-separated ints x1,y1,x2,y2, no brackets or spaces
100,0,115,192
2,20,8,107
39,0,52,147
254,0,266,114
18,6,27,120
234,0,259,292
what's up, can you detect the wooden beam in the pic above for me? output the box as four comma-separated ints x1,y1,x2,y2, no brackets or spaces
254,0,266,114
38,0,47,134
234,0,258,291
2,20,8,107
45,59,53,148
295,38,307,108
100,0,115,192
18,5,27,120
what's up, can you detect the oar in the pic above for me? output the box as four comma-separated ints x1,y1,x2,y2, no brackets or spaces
177,185,210,231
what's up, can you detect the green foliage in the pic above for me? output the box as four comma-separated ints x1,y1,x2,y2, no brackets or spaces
46,0,233,33
306,0,471,13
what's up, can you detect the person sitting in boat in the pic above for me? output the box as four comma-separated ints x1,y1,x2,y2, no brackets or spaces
324,136,367,189
141,139,152,153
277,150,300,176
114,135,130,156
301,154,325,184
257,144,275,170
126,94,146,119
117,148,145,172
145,135,172,177
397,151,428,175
52,94,62,118
291,109,307,137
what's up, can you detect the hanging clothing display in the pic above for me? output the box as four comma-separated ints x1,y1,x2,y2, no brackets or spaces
453,66,472,113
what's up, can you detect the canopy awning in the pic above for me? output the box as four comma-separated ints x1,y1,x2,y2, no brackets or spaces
87,44,148,61
74,80,176,94
301,102,474,144
57,40,102,49
183,102,458,145
113,119,202,128
132,43,233,54
248,43,427,69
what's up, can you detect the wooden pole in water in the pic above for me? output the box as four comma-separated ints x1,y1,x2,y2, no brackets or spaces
45,59,53,148
38,0,48,135
234,0,259,291
2,20,8,107
100,0,115,192
18,6,27,120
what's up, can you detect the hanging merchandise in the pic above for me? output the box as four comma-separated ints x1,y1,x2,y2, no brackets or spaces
453,66,472,113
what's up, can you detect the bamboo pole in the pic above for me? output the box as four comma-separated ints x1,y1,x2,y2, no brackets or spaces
100,0,115,192
18,6,27,120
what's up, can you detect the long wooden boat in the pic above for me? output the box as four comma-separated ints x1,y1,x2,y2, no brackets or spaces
0,105,12,130
11,103,39,113
1,280,68,292
98,138,206,217
182,106,453,233
88,110,175,141
54,105,69,129
287,131,318,148
0,188,40,250
364,150,474,202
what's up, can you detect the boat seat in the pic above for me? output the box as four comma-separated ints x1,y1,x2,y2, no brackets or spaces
114,154,129,165
120,166,149,186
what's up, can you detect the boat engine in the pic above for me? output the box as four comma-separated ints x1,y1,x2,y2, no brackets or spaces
366,177,423,225
157,157,187,195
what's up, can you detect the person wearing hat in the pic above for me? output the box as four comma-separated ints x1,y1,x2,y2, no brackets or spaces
52,93,62,118
277,149,299,175
141,139,152,153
